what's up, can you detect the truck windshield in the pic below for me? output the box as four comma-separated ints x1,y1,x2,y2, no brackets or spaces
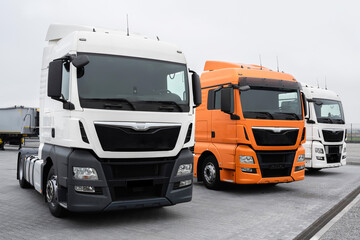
240,88,303,120
76,53,189,112
313,98,345,124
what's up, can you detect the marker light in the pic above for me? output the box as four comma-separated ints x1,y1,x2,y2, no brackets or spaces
73,167,98,180
240,156,254,164
177,164,192,176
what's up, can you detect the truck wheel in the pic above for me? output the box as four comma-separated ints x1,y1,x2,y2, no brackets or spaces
18,155,31,188
46,167,66,217
201,156,221,190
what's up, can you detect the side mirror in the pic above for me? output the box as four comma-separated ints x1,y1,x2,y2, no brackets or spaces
191,71,202,107
220,87,234,114
72,55,89,68
307,119,316,124
47,59,63,99
301,92,308,117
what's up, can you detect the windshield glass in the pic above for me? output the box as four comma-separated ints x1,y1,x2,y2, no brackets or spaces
77,53,189,112
313,98,345,124
240,88,303,120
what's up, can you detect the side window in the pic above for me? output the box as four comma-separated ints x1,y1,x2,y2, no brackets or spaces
214,90,221,109
167,71,186,101
207,88,221,110
61,62,70,100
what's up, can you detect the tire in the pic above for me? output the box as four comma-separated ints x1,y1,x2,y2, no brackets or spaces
18,154,31,188
201,155,221,190
46,167,66,218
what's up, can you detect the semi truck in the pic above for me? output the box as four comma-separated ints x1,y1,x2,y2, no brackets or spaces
194,61,306,189
0,106,39,150
17,24,201,217
301,83,346,171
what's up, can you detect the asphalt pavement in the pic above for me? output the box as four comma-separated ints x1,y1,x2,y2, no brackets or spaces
0,143,359,240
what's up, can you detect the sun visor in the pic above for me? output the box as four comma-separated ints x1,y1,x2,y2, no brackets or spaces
239,77,300,90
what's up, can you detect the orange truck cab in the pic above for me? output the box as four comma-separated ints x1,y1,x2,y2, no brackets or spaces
194,61,307,189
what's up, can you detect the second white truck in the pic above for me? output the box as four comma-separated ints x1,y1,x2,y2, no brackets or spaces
301,83,346,171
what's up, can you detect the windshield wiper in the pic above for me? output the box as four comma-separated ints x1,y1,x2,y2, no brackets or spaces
245,111,274,119
82,98,136,110
142,101,183,112
318,117,334,123
333,119,345,124
274,112,300,120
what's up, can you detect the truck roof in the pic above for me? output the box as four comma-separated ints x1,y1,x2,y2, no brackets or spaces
201,61,297,88
300,82,341,101
42,24,186,68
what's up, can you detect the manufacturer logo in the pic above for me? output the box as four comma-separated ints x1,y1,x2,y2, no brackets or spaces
133,122,149,131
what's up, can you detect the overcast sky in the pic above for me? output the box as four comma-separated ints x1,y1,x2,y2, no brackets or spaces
1,0,359,123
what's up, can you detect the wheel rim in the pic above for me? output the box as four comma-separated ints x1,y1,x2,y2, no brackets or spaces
46,176,58,203
204,162,216,184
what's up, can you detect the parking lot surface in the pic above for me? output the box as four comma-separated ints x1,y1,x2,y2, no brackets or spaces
1,144,360,240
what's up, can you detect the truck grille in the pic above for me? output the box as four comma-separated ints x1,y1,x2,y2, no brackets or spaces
252,127,299,146
256,151,295,178
95,123,180,151
322,130,344,142
101,157,175,201
325,145,342,163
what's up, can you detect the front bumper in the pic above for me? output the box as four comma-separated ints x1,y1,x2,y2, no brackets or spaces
234,145,305,184
64,148,193,212
305,141,346,169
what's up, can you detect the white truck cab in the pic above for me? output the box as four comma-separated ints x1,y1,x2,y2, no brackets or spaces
17,24,201,217
301,83,346,170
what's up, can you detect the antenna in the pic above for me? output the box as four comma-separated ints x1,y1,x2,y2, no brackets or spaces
317,79,320,88
259,54,262,70
126,14,129,36
325,76,327,90
276,56,279,72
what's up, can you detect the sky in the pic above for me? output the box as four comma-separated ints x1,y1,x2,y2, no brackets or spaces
0,0,359,123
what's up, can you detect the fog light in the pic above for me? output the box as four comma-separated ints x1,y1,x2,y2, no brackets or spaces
179,179,192,188
295,165,305,171
316,156,325,160
240,156,254,164
177,164,192,176
315,148,324,154
73,167,98,180
342,155,346,159
74,185,95,193
297,154,305,162
241,168,256,173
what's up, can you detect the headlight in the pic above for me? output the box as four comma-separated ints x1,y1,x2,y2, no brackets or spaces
297,154,305,162
73,167,98,180
315,148,324,154
177,164,192,176
240,155,254,164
